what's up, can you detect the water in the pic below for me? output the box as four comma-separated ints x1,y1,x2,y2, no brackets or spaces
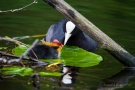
0,0,135,90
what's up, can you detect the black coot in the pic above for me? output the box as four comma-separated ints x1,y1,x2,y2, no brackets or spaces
45,18,98,52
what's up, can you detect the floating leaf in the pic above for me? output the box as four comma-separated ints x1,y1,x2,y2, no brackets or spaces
0,66,33,76
12,45,28,56
39,72,61,77
0,66,61,77
12,45,103,68
0,47,7,50
60,46,103,67
41,46,102,67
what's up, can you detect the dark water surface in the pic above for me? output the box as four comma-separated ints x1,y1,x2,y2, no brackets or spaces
0,0,135,90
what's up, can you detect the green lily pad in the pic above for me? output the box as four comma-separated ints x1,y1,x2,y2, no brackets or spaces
0,66,33,76
12,45,103,67
0,47,7,50
12,45,28,56
60,46,103,67
39,72,61,77
0,66,61,77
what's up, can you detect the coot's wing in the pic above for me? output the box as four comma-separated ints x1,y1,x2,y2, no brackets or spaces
45,24,55,42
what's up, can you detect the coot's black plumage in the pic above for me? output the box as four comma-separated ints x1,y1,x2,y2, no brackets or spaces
45,18,98,52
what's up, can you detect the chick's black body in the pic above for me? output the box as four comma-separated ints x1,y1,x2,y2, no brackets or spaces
28,45,59,59
46,18,98,52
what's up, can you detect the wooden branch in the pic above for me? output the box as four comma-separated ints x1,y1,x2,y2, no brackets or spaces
43,0,135,67
0,51,38,62
0,51,49,66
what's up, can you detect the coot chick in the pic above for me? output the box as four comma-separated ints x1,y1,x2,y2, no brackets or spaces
28,39,62,59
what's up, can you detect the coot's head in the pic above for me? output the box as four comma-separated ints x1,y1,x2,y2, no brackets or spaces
63,21,79,45
28,39,62,59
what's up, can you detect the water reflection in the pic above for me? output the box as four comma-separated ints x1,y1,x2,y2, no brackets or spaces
28,67,135,90
57,67,135,90
1,66,135,90
92,68,135,90
53,66,79,90
61,66,78,85
28,65,79,90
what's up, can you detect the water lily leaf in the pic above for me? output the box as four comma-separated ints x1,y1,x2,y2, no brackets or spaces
41,46,102,67
0,66,61,77
0,66,33,76
12,45,28,56
60,46,103,67
39,72,61,77
12,45,103,68
0,47,7,50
